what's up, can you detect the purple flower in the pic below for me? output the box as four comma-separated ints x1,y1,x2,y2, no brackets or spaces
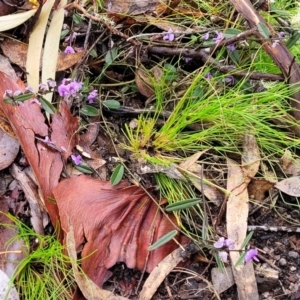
163,29,175,42
58,79,83,97
13,90,22,97
47,80,57,88
213,31,224,44
71,154,82,165
64,46,75,54
3,90,13,98
25,86,34,93
272,40,279,48
183,57,193,63
214,237,225,248
225,239,235,250
204,72,212,80
39,83,49,92
88,90,98,104
202,32,209,40
227,44,235,51
245,248,259,263
223,75,235,85
219,251,228,263
44,136,54,144
65,32,78,43
278,32,285,39
30,99,41,105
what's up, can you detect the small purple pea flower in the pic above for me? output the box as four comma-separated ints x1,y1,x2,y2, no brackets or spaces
64,46,75,54
272,40,279,48
3,90,13,98
204,72,212,80
213,31,224,44
47,80,57,88
202,32,209,40
227,44,235,51
278,32,285,39
39,83,49,92
219,251,228,263
163,29,175,42
88,90,98,104
71,154,82,165
245,248,259,263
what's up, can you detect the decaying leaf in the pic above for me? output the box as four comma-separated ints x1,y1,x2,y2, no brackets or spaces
135,66,163,98
280,149,300,176
248,178,274,201
0,71,78,229
66,223,129,300
275,176,300,197
226,158,259,300
54,175,189,287
0,129,19,170
211,267,234,294
0,39,84,73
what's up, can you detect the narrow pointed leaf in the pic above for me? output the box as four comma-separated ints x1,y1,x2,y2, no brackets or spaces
15,93,34,102
165,198,201,211
39,97,56,114
74,164,94,174
257,22,270,39
149,230,178,251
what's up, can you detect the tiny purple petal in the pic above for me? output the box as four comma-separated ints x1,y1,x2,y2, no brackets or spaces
214,237,225,248
4,90,13,97
30,99,41,105
223,75,235,85
183,57,193,63
25,86,35,93
58,84,70,97
44,136,54,144
47,80,57,88
245,248,259,263
225,239,235,250
227,44,235,51
88,90,98,104
204,72,212,80
272,40,279,48
107,1,112,10
39,83,49,92
64,46,75,54
202,32,209,40
163,29,175,41
219,251,228,263
213,31,224,44
278,32,285,39
13,90,22,97
61,146,67,152
68,80,83,95
71,154,82,165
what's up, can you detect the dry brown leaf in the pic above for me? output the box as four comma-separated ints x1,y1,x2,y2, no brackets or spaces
226,158,259,300
248,178,274,201
53,175,189,287
178,150,209,170
140,247,185,300
0,129,19,170
241,134,260,182
275,177,300,197
0,38,84,72
211,267,234,294
280,149,300,176
135,66,163,98
66,223,130,300
0,71,78,229
105,0,180,15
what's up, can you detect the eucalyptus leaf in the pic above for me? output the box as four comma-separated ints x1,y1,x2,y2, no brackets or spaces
103,100,120,109
75,164,94,174
165,198,201,211
110,164,124,185
81,105,99,116
39,97,56,114
257,22,270,39
148,230,178,251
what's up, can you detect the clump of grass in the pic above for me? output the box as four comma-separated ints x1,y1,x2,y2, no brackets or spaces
2,214,76,300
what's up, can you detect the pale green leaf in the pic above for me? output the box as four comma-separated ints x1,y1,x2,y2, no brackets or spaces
148,230,178,251
110,164,124,185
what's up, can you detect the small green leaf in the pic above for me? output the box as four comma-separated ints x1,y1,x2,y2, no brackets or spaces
89,48,98,58
105,48,118,64
4,98,13,104
75,163,94,174
257,22,270,39
215,253,225,272
165,198,201,211
240,231,254,250
235,252,246,267
47,197,57,204
73,13,83,24
286,32,300,49
15,93,34,102
224,28,242,38
103,100,120,109
227,48,240,65
110,164,124,185
148,230,178,251
81,105,99,116
39,97,56,114
60,29,69,40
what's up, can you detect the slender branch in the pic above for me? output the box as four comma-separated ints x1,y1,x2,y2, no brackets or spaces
148,46,284,81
